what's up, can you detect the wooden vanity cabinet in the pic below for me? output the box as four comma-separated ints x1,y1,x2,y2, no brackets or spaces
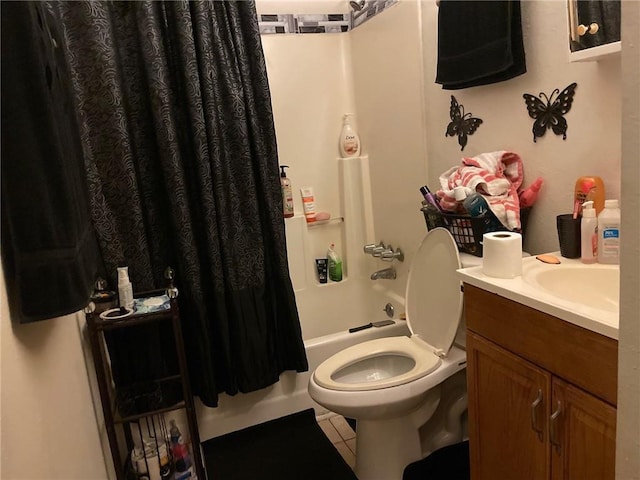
464,284,617,480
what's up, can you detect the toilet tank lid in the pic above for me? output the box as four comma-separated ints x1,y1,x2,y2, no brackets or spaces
405,228,463,356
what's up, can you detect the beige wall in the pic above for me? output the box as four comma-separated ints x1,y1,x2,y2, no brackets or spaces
617,1,640,478
421,0,621,256
0,267,108,479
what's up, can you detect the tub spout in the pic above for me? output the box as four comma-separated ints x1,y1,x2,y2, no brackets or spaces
370,267,396,280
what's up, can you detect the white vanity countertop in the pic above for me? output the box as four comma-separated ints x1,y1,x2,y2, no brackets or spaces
457,254,619,340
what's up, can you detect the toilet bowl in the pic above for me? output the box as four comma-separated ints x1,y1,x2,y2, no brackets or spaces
308,228,468,480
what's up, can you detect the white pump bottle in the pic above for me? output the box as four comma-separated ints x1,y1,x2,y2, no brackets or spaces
580,201,597,264
338,113,361,157
117,266,134,309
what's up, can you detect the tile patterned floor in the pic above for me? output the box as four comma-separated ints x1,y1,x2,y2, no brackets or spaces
318,415,357,469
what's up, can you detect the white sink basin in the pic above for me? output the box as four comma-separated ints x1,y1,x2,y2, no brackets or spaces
522,262,619,313
457,254,620,339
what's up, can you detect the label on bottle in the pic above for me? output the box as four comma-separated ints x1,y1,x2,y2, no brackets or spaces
601,227,619,257
282,185,294,217
343,135,359,155
302,198,315,223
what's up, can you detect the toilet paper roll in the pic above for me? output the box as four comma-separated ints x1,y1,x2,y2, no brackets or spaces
482,232,523,279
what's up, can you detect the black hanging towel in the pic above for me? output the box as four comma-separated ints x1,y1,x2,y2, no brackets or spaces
1,3,99,322
436,0,526,90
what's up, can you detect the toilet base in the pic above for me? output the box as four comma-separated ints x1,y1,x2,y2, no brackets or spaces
354,389,441,480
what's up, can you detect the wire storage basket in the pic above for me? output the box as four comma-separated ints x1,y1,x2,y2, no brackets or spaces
421,205,531,257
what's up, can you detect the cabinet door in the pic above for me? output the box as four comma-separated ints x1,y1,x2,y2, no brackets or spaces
551,378,616,480
467,332,551,480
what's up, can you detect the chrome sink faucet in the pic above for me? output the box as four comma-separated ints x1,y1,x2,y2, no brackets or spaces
370,267,397,280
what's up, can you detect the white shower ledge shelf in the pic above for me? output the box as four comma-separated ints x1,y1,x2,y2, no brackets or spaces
307,217,344,227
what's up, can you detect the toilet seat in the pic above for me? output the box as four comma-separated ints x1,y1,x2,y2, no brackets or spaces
313,336,441,391
312,228,463,392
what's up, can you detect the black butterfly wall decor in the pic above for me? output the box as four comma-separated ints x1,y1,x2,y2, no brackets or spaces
523,83,577,142
445,96,483,151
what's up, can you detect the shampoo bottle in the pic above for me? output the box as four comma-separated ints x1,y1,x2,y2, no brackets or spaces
580,201,597,264
327,244,343,282
117,266,134,309
338,113,361,157
597,199,620,264
280,165,294,218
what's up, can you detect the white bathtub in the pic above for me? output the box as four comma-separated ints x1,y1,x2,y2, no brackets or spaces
196,319,410,441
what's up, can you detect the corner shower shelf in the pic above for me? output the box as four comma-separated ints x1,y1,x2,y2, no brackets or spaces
85,281,206,480
307,216,345,227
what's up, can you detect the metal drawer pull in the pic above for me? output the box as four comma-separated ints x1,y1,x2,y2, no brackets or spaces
530,389,544,441
550,401,562,453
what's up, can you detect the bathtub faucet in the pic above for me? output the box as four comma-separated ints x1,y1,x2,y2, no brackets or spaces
370,267,397,280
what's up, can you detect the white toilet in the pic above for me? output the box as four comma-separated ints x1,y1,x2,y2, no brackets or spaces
308,228,471,480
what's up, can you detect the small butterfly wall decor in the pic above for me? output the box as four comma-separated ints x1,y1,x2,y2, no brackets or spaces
523,83,577,142
445,96,483,151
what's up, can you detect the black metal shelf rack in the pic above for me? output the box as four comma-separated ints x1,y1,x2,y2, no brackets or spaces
85,277,206,480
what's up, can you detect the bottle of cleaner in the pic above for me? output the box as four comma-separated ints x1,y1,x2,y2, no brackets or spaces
597,199,620,264
519,177,544,208
338,113,361,157
117,266,134,309
580,201,598,264
279,165,294,218
327,244,343,282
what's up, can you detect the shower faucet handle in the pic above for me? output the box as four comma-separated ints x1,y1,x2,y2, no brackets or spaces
364,241,387,256
381,247,404,262
363,243,378,254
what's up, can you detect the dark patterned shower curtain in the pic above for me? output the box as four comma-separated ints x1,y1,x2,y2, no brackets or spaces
52,1,308,407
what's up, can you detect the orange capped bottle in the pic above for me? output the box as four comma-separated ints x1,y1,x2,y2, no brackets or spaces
573,176,605,217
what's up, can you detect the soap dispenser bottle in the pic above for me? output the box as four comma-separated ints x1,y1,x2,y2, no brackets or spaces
580,201,597,264
279,165,294,218
338,113,361,157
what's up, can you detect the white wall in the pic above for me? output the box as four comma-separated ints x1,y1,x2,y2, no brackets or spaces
616,1,640,478
350,1,429,300
421,0,621,256
0,267,108,480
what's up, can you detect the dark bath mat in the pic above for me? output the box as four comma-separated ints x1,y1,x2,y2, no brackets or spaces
403,440,470,480
202,408,358,480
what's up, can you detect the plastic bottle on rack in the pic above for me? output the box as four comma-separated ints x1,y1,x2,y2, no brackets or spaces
117,266,134,309
170,420,192,473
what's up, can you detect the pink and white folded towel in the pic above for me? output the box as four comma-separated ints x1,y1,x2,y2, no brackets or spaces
437,151,524,230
